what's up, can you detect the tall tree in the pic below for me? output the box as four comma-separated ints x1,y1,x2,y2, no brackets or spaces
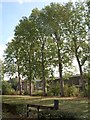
0,59,4,81
30,8,51,96
14,17,37,95
40,3,73,96
4,39,22,94
66,1,89,92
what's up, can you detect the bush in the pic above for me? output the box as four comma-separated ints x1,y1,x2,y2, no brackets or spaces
3,103,27,117
10,78,18,91
2,81,16,95
48,83,60,96
87,84,90,97
69,85,79,96
24,90,29,95
38,110,78,120
64,84,70,97
79,83,90,97
33,90,43,96
64,84,79,97
84,83,90,97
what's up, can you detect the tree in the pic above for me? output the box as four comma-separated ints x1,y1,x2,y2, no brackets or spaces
0,59,4,93
39,3,73,96
30,9,53,96
0,59,4,81
14,17,38,95
4,1,89,97
66,1,89,92
4,39,23,95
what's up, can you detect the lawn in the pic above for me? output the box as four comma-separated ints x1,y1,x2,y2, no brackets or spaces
2,95,89,119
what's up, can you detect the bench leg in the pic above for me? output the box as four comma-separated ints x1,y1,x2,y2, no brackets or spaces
27,104,31,117
27,111,29,117
37,106,40,119
27,109,31,117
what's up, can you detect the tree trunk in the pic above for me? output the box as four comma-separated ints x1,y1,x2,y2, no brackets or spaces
29,59,32,96
54,33,64,97
29,79,31,96
41,42,46,96
75,55,85,91
26,81,28,92
17,65,22,95
57,48,64,97
74,40,85,92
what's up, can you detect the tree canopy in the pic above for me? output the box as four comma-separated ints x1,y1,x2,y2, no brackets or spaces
3,1,89,96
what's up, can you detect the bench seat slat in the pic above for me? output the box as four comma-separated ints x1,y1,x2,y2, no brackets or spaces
27,104,54,109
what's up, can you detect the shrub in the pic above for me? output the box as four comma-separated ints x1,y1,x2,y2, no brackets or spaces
2,81,16,95
33,90,43,96
84,83,90,97
69,85,79,97
64,84,79,97
10,89,16,95
10,78,18,91
24,90,29,95
79,83,90,97
64,84,70,97
38,110,78,120
48,83,60,96
87,84,90,97
3,103,27,117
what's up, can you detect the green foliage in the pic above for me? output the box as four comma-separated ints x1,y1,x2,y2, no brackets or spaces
2,96,89,119
10,78,18,91
48,83,60,96
66,1,89,91
3,103,78,119
39,110,78,120
69,85,79,97
3,103,27,117
16,104,27,117
80,83,90,97
2,81,16,95
33,90,43,96
0,59,4,80
3,1,89,96
23,90,29,95
84,83,89,97
87,84,90,97
64,84,79,97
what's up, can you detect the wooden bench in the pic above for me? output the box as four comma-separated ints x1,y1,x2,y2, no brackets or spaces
27,100,59,118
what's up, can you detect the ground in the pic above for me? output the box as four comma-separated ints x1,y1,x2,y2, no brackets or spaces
1,95,89,119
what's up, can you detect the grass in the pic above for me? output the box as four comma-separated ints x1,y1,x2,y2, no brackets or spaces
2,95,89,119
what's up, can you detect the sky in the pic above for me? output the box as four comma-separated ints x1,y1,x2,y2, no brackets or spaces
0,0,83,76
